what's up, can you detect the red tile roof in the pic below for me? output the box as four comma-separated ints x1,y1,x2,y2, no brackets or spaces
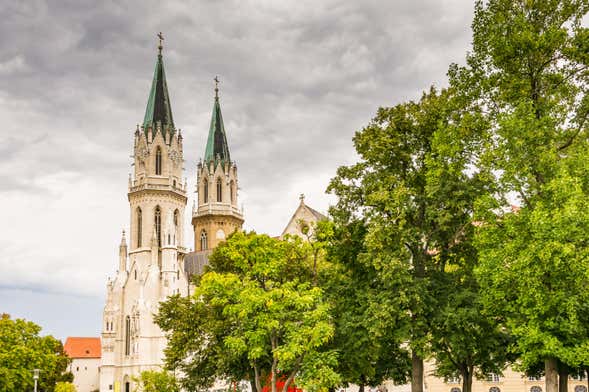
64,337,101,358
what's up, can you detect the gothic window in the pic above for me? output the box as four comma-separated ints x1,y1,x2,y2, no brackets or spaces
450,388,461,392
489,387,501,392
155,147,162,175
136,208,142,248
125,316,131,355
201,230,208,251
155,206,162,247
487,373,500,382
134,270,137,280
203,179,209,203
216,178,222,202
230,180,235,203
174,209,179,233
575,386,587,392
530,387,542,392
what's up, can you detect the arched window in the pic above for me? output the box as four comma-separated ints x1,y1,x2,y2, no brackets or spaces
134,270,137,280
125,316,131,355
200,230,208,251
203,179,209,203
230,180,235,203
155,147,162,175
136,207,142,247
174,209,179,230
155,206,162,247
216,178,222,202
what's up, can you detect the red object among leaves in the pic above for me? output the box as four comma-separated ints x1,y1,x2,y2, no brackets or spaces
260,375,302,392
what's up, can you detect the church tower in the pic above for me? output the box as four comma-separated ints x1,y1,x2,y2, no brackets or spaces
100,35,189,392
192,79,243,251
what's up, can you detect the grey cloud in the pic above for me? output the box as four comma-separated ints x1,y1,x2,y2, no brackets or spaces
0,0,475,337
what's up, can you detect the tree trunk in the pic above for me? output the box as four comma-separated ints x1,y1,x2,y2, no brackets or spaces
558,363,568,392
546,358,559,392
412,351,424,392
359,384,365,392
461,367,473,392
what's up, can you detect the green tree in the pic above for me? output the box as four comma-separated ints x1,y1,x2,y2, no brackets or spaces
0,314,72,392
132,370,179,392
157,232,339,392
429,263,513,392
328,87,500,392
54,382,77,392
319,216,411,392
449,1,589,391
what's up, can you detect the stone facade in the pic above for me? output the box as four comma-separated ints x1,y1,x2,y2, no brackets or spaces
99,43,190,392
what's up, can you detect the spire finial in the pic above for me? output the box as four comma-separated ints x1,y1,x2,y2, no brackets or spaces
299,193,305,204
214,76,220,99
157,32,164,55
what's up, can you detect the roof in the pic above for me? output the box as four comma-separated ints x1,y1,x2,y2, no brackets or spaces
280,199,327,238
204,96,231,163
185,250,212,279
305,204,327,221
64,337,101,359
143,50,175,132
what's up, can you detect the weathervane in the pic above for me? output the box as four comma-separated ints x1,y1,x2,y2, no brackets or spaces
214,76,220,98
157,32,164,54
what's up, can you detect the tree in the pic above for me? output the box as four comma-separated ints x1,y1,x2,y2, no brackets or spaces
54,382,77,392
156,232,340,392
0,314,72,392
428,262,513,392
328,86,508,392
319,215,411,392
132,370,179,392
449,1,589,391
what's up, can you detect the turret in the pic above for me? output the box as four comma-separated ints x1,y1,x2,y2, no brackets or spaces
118,230,128,272
192,78,244,251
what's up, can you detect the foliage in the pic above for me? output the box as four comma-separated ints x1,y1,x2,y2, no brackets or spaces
54,382,77,392
447,0,589,388
319,216,411,390
157,232,339,392
132,370,179,392
327,86,510,392
0,313,72,392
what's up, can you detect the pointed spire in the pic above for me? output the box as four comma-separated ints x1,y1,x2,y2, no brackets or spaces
119,230,128,272
204,76,231,163
143,32,175,133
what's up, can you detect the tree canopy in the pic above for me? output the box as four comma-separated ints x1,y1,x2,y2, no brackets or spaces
0,314,72,392
157,232,339,392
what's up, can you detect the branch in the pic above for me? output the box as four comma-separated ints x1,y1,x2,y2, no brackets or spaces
558,111,588,152
281,355,304,392
254,363,262,392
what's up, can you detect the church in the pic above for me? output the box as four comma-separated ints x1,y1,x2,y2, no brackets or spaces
98,38,324,392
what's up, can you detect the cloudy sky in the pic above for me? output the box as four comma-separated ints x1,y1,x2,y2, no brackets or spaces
0,0,474,339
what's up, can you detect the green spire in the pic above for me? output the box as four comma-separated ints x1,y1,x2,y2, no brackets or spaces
143,34,174,132
204,77,231,163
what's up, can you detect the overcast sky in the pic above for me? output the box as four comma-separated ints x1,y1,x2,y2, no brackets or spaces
0,0,474,339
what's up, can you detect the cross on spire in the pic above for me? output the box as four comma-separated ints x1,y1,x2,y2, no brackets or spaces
214,76,220,98
157,32,164,54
